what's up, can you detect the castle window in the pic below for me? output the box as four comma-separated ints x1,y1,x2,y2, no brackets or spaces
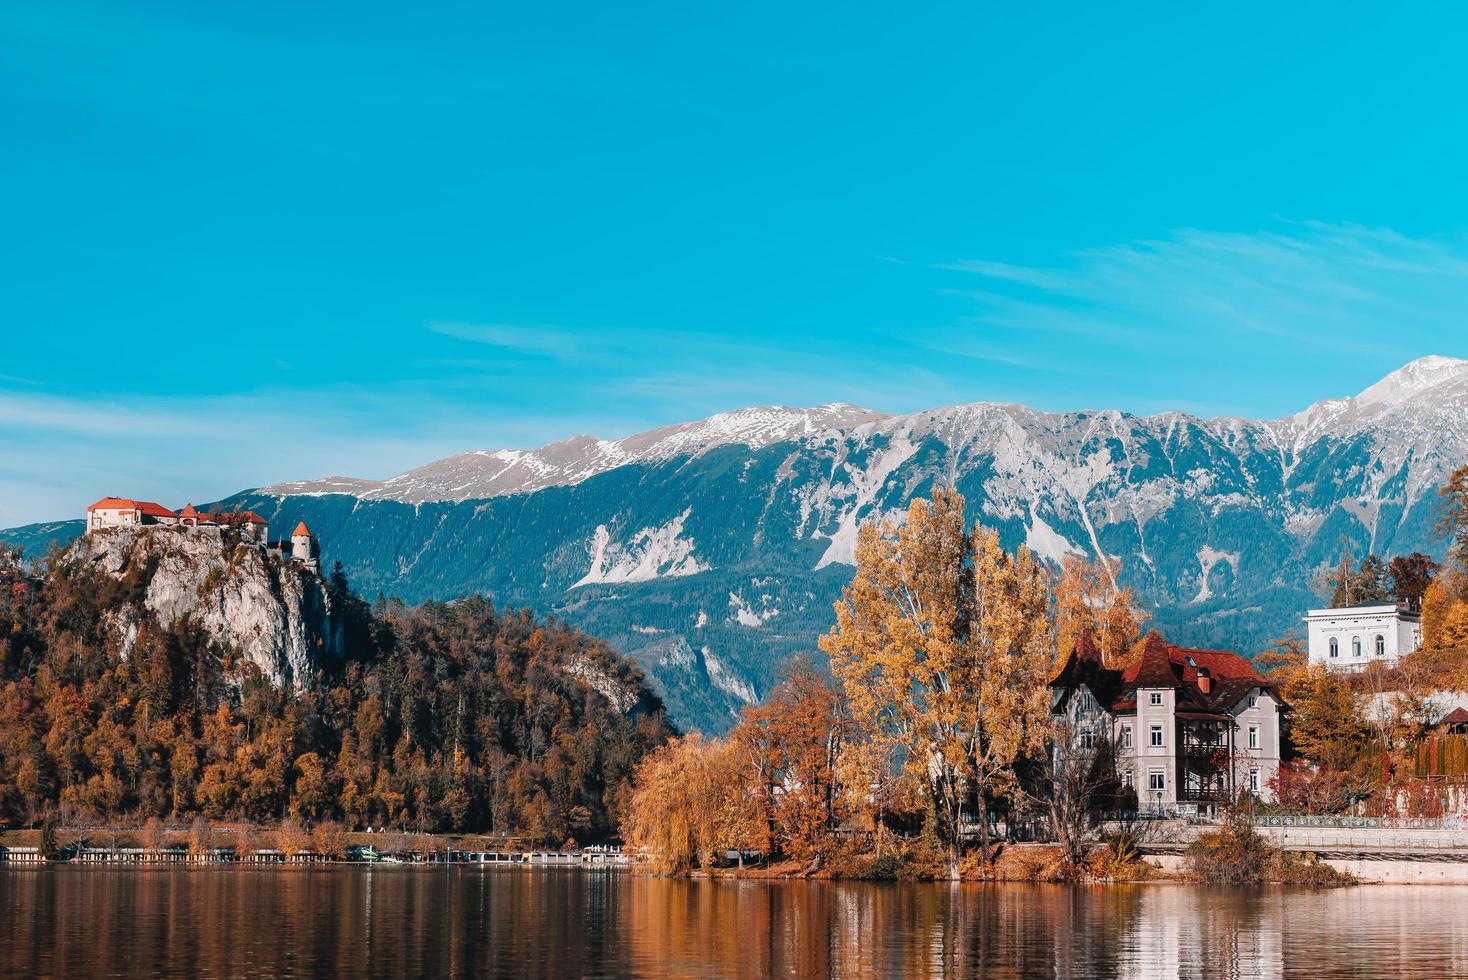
1329,638,1339,658
1375,634,1386,657
1149,692,1163,706
1352,636,1362,658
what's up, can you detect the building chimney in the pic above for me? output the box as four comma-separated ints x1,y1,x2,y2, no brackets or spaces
1196,667,1211,695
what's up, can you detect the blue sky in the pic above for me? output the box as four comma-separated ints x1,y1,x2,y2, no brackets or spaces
3,2,1468,526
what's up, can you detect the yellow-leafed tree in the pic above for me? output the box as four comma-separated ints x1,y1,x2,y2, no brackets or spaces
1052,554,1148,670
623,733,764,873
820,486,1053,876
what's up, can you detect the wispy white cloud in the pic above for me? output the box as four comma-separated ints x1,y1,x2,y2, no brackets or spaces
943,221,1468,355
931,221,1468,415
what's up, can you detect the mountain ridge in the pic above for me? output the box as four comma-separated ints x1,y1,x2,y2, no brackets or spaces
5,355,1466,735
264,356,1468,507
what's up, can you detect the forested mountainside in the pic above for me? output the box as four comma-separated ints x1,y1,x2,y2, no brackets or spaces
0,528,672,840
5,356,1467,736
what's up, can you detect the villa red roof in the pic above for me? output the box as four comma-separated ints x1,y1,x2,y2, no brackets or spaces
1056,632,1273,714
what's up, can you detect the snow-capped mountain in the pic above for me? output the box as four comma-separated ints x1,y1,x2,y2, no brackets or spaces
7,356,1467,735
265,403,883,504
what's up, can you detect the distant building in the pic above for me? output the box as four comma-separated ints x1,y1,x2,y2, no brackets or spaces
85,496,308,558
290,521,319,569
86,497,181,529
1304,602,1421,671
1050,633,1284,813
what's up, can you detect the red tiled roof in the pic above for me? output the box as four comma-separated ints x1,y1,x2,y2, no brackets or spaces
1124,634,1177,688
292,521,312,537
179,503,200,517
209,510,270,527
86,497,178,519
1056,633,1276,714
1439,707,1468,727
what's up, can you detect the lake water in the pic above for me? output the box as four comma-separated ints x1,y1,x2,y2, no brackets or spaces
2,867,1466,977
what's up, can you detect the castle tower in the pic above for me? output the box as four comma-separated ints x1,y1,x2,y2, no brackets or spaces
291,521,318,566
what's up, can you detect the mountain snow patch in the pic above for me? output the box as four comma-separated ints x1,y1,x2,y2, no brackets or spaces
1193,546,1241,603
703,647,758,704
729,591,778,628
1024,501,1082,566
813,435,920,568
573,509,709,588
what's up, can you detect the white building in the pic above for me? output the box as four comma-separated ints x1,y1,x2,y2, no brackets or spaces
86,497,275,545
86,497,181,529
1304,602,1421,671
291,521,320,569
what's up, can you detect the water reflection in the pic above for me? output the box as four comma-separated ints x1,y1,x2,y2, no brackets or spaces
2,867,1466,978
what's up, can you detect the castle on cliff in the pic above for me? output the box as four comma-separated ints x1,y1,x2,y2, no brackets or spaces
85,497,319,569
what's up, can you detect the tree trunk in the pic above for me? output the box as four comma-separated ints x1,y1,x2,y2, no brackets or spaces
977,797,992,866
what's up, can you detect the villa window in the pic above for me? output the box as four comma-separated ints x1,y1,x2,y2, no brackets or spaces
1249,769,1260,793
1148,770,1165,791
1150,724,1164,747
1247,693,1258,709
1248,726,1259,750
1329,638,1339,657
1079,729,1096,749
1352,636,1362,657
1375,634,1386,657
1149,692,1163,706
1123,769,1133,787
1120,726,1132,749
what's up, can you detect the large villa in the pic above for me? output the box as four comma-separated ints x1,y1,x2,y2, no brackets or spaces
1050,632,1283,813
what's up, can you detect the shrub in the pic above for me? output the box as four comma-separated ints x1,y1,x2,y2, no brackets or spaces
1187,813,1355,886
1186,813,1273,884
1276,850,1356,886
855,852,904,880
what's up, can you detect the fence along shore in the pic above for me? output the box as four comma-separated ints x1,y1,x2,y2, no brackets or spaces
0,843,630,866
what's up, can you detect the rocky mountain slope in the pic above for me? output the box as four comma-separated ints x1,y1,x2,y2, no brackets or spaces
7,356,1467,734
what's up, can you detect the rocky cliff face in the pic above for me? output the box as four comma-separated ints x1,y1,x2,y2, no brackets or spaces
67,526,334,689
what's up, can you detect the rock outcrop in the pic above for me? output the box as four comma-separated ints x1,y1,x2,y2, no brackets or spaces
67,525,333,689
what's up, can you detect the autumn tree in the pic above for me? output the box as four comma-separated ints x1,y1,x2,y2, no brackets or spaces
1389,553,1439,611
1440,464,1468,577
1053,555,1147,669
623,734,762,873
820,487,1053,876
732,665,849,864
1325,550,1391,607
1032,720,1116,869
